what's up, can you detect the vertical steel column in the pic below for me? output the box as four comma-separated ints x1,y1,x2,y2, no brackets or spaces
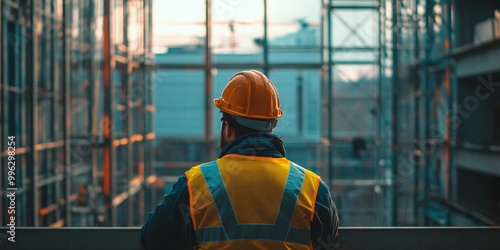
376,0,383,225
148,0,156,210
445,0,454,202
204,0,213,161
327,0,334,188
413,0,421,225
449,0,458,202
103,0,116,226
138,0,149,223
62,0,72,226
123,0,134,226
49,0,60,224
27,0,40,226
320,0,326,174
297,73,303,135
263,0,269,75
423,0,434,225
88,0,99,226
391,0,399,226
142,0,150,215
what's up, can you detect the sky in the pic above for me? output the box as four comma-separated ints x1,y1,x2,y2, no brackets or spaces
153,0,322,50
152,0,380,81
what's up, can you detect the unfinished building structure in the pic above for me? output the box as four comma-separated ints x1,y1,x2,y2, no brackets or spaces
0,0,156,227
1,0,499,231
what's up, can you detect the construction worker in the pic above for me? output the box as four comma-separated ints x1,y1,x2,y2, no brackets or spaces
141,70,339,249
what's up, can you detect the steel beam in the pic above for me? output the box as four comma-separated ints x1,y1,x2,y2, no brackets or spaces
88,0,99,227
48,0,63,225
330,4,380,10
204,0,213,161
27,0,40,227
122,0,135,227
423,0,435,226
263,0,269,75
413,0,422,226
102,0,116,226
374,0,385,225
327,0,334,189
455,147,500,178
62,0,72,226
155,61,376,70
391,0,399,226
453,39,500,78
445,0,453,203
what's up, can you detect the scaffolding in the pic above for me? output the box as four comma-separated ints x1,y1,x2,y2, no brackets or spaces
1,0,499,229
394,0,500,226
322,0,395,226
152,0,393,226
154,0,500,227
0,0,156,227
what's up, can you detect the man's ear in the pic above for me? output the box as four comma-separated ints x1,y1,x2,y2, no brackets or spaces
224,121,235,138
269,119,278,131
272,119,278,128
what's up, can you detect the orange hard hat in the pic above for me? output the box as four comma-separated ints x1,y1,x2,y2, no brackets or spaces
213,70,283,119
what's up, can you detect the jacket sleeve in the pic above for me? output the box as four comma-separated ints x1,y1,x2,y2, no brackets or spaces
140,176,196,250
311,179,339,249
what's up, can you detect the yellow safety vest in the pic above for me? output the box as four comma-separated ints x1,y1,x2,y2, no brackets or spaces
185,154,321,249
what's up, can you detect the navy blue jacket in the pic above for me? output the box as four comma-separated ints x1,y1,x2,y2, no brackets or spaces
141,133,339,249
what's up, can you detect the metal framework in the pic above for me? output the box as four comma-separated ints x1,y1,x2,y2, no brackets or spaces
394,0,500,226
2,0,499,228
321,0,395,226
0,0,156,227
154,0,393,226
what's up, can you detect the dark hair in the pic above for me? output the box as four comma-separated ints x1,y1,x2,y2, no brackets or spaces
221,112,276,138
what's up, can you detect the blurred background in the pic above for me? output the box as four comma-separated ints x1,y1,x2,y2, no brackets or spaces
1,0,499,228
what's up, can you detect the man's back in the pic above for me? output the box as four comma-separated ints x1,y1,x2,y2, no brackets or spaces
186,154,320,249
141,71,338,249
141,133,338,249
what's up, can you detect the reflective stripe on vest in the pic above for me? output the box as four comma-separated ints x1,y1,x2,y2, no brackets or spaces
193,161,311,245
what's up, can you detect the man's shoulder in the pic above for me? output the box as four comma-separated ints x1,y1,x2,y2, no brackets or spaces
289,161,322,179
184,160,219,182
185,160,217,173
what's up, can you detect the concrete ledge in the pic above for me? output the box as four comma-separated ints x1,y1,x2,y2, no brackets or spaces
453,39,500,78
0,227,499,249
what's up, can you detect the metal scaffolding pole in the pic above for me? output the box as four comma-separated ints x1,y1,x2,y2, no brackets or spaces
391,0,399,226
88,0,99,226
27,0,40,226
62,0,72,227
103,0,117,226
445,0,454,202
146,0,157,213
376,0,384,225
138,0,149,225
263,0,269,75
327,0,334,189
123,0,135,226
413,0,421,225
204,0,213,161
423,0,435,225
